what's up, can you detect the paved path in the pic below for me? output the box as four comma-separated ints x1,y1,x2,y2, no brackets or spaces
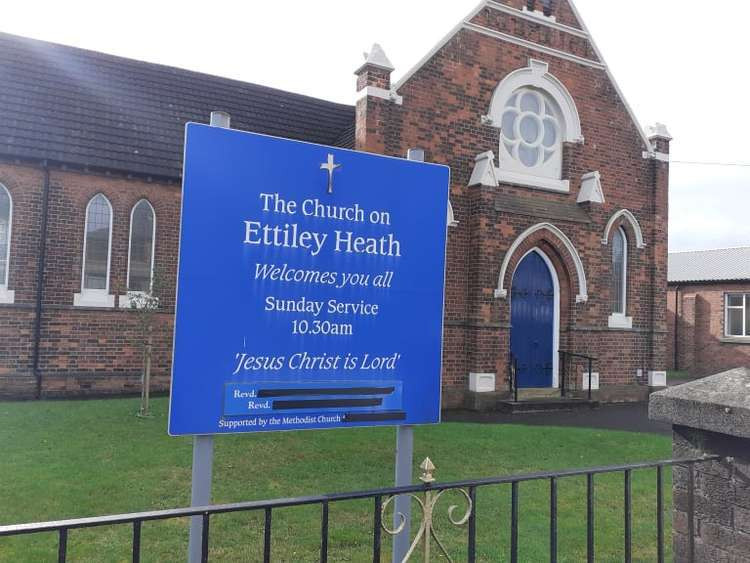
444,402,671,435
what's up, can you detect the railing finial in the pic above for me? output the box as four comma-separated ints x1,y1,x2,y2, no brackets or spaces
419,458,436,484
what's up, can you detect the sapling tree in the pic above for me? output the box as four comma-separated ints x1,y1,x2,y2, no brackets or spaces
128,273,161,417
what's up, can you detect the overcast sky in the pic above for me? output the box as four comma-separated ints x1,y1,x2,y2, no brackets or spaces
4,1,749,251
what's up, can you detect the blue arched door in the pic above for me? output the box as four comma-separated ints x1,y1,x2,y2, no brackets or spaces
510,251,555,388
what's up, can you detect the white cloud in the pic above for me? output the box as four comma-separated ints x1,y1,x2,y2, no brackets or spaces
3,0,749,250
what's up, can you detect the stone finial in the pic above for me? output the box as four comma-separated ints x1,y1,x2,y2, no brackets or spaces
355,43,396,93
356,43,395,74
646,122,673,141
577,171,605,204
468,151,499,188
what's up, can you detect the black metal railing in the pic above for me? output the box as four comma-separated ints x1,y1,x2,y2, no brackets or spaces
559,351,597,400
508,354,519,403
0,455,717,563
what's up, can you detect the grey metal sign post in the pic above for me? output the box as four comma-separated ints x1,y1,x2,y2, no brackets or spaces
393,425,414,562
186,110,230,563
391,147,424,563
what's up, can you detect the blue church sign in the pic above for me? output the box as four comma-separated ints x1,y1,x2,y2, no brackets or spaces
168,124,450,436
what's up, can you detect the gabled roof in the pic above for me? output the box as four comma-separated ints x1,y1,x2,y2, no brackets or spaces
0,32,355,179
393,0,654,152
668,247,750,283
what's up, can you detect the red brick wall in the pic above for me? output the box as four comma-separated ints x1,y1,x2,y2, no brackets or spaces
0,0,667,405
357,0,666,404
0,162,179,397
0,164,44,397
668,283,750,376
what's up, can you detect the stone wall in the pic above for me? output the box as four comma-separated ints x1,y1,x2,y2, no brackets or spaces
650,367,750,562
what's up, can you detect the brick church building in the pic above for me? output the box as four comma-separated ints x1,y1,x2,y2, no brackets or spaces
0,0,670,405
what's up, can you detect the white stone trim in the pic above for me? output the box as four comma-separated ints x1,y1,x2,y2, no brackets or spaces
74,290,115,308
0,287,14,304
489,59,583,143
521,6,557,23
495,222,588,303
392,0,653,153
648,371,667,387
642,150,670,163
447,200,459,228
470,150,571,192
469,373,496,393
0,182,12,299
577,171,605,204
602,209,646,249
496,169,570,193
355,43,395,75
581,372,600,390
356,86,403,105
646,123,673,141
487,1,588,39
486,60,581,190
127,199,156,293
463,22,605,71
608,313,633,330
469,151,499,187
563,0,654,153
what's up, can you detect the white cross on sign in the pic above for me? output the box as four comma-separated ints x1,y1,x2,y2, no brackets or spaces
320,154,341,194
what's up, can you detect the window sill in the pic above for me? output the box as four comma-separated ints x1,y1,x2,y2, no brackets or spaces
720,337,750,345
496,168,570,193
608,314,633,330
118,292,159,310
0,287,15,304
74,291,115,308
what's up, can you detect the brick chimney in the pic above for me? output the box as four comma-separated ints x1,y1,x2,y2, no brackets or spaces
647,122,672,156
354,43,400,154
646,122,672,378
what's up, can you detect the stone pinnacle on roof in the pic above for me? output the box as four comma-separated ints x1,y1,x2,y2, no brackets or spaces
355,43,395,74
646,122,673,141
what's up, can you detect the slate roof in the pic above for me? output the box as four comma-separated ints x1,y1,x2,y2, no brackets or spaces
0,32,356,179
668,247,750,283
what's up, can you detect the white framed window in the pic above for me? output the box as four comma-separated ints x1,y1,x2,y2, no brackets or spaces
608,227,632,329
611,227,627,314
486,60,583,193
725,294,750,338
74,194,114,308
500,88,562,179
119,200,156,309
0,183,14,304
127,199,155,292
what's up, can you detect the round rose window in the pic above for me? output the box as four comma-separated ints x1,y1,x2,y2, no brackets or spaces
500,89,560,169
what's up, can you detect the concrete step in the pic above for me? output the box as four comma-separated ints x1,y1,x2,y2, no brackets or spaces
497,398,599,414
516,388,562,400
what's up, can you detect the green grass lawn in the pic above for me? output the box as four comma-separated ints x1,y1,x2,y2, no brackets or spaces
0,398,672,562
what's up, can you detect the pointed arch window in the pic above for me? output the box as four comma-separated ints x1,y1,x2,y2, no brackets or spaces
607,226,632,329
611,227,627,314
75,194,114,307
0,184,13,303
127,200,155,293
